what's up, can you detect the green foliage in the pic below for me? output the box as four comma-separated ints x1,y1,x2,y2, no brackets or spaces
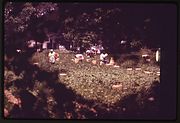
3,3,167,118
139,47,156,64
5,2,35,32
4,48,160,118
5,3,162,55
30,51,160,106
4,65,23,85
130,40,142,50
120,60,137,68
4,2,58,48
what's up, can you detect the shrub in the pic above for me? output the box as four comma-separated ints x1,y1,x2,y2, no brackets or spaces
139,47,157,64
130,40,142,51
4,70,18,84
120,60,137,68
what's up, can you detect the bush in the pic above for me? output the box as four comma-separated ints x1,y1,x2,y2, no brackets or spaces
139,47,157,64
130,40,142,51
119,60,137,68
4,69,18,84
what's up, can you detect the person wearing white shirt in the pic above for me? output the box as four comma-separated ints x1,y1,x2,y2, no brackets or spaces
75,54,84,61
100,51,108,65
48,49,56,64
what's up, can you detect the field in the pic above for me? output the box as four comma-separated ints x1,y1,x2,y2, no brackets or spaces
4,49,160,119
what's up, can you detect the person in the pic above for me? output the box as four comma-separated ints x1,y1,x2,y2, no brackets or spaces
86,50,91,58
91,46,97,55
86,49,94,58
54,52,59,61
100,51,108,65
48,49,56,64
75,54,84,62
142,54,150,62
97,49,101,54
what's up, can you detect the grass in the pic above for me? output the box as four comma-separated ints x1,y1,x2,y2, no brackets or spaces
31,49,160,105
4,48,160,119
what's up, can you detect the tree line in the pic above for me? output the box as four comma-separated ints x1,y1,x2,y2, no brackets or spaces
5,2,169,56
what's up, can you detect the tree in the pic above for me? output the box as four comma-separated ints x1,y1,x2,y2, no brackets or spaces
4,2,59,55
5,2,164,57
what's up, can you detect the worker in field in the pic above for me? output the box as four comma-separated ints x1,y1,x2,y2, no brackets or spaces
72,54,84,63
86,49,94,58
55,52,59,61
48,49,56,64
100,51,108,65
75,54,84,62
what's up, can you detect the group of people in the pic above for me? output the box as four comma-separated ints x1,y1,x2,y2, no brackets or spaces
48,48,160,65
74,51,108,64
48,48,109,65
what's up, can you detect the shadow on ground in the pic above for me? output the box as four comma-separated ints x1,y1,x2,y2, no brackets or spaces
5,49,161,119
